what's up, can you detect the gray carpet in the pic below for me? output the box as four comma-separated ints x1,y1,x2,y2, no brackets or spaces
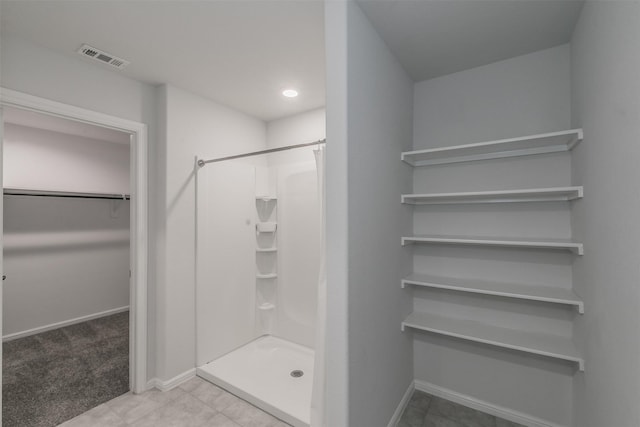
2,311,129,427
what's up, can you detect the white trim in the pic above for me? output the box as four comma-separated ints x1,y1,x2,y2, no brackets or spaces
147,369,196,392
0,87,148,394
387,380,415,427
2,306,130,342
414,380,568,427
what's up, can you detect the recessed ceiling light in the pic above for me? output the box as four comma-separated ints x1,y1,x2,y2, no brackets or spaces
282,89,299,98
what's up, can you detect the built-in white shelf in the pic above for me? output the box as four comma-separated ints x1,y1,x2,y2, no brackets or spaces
257,303,275,311
256,222,277,233
402,273,584,313
255,196,277,202
401,129,583,167
401,235,583,255
401,186,583,205
256,247,278,253
401,311,584,371
256,273,277,279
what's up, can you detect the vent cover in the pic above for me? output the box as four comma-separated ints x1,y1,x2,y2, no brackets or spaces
77,44,130,70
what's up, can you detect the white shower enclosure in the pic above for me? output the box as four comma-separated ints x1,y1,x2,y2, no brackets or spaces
195,146,323,427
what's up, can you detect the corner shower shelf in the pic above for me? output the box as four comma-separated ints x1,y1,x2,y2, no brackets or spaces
256,222,277,233
257,303,275,311
256,273,277,279
402,273,584,313
401,186,583,205
256,247,278,253
401,311,584,371
401,129,583,167
401,235,584,255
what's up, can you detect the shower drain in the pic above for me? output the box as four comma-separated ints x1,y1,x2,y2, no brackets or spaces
290,370,304,378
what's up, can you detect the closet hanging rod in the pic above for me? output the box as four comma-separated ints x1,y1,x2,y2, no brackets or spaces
197,139,326,167
3,188,130,200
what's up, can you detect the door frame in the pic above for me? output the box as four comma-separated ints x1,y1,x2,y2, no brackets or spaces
0,87,148,394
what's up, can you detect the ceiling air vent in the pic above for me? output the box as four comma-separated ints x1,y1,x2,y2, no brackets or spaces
76,44,130,70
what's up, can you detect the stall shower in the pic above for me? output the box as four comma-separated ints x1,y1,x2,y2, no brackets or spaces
194,141,325,427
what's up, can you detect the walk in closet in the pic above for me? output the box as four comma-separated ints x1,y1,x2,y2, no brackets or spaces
2,107,132,426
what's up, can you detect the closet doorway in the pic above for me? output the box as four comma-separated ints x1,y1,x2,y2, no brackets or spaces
0,89,148,426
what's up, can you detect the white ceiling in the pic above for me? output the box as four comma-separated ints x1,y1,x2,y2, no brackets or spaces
4,107,131,144
0,0,326,122
1,1,584,122
357,0,585,81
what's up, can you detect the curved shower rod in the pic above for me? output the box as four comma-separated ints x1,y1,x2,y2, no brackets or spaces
197,139,326,168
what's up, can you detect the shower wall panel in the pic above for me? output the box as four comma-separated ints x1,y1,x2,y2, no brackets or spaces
274,161,320,348
196,162,257,365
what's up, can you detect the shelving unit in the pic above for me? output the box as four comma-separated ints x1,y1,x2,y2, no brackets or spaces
401,235,584,255
401,128,585,372
401,186,583,205
255,194,278,333
401,312,584,371
401,129,583,167
256,273,277,280
402,273,584,313
258,303,276,311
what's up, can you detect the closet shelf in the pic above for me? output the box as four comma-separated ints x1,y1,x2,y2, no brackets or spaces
256,273,277,279
402,273,584,313
257,303,275,311
401,311,584,371
401,235,583,255
401,186,583,205
255,196,277,202
256,247,278,253
401,129,583,167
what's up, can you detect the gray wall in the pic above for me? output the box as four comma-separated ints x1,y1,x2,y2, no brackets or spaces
412,45,575,426
1,35,158,380
570,3,640,427
3,196,130,337
343,2,414,425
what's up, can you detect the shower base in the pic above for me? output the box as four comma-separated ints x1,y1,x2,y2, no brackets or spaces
197,335,314,427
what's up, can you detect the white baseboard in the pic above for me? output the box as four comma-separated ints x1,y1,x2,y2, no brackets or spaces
2,306,130,342
414,380,567,427
147,369,196,392
387,380,415,427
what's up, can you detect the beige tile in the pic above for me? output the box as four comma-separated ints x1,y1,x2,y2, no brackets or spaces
207,413,244,427
106,388,186,424
179,376,211,393
129,393,217,427
221,399,282,427
192,385,247,412
57,404,127,427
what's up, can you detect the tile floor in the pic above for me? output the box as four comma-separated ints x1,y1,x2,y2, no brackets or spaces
57,376,291,427
57,377,527,427
398,390,525,427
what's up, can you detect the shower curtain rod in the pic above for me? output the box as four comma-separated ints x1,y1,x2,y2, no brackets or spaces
197,139,326,168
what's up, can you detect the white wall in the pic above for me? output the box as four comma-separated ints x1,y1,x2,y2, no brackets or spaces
157,84,266,380
344,3,415,425
412,45,575,426
1,35,158,379
324,1,350,424
3,196,129,337
4,124,130,194
570,3,640,427
266,108,325,348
